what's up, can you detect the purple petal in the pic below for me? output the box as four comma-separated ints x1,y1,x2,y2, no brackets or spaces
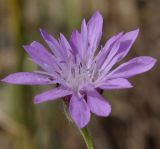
58,33,71,62
97,78,133,90
59,33,72,57
2,72,54,85
23,41,61,74
70,30,81,59
34,87,72,104
87,11,103,58
99,29,139,71
98,29,139,76
69,94,90,128
108,56,157,79
80,19,88,59
40,28,56,43
69,20,88,62
100,41,120,72
95,32,123,69
116,29,139,62
87,89,111,116
40,29,65,59
103,32,123,52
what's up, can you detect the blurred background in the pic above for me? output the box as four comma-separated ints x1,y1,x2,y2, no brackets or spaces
0,0,160,148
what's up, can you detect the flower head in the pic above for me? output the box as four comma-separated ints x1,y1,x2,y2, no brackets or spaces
2,12,156,128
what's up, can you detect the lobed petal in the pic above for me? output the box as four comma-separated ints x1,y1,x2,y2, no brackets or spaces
87,11,103,59
108,56,157,79
23,41,61,74
116,29,139,62
70,29,81,60
34,87,72,104
80,19,88,60
97,78,133,90
87,89,111,116
98,29,139,76
2,72,54,85
40,29,67,60
40,28,60,55
100,41,120,72
69,93,90,128
59,33,72,58
99,29,139,72
95,32,123,69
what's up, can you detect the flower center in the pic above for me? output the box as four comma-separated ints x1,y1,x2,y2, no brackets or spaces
65,62,96,91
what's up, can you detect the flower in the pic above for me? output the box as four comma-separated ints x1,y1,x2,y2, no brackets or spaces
2,11,156,128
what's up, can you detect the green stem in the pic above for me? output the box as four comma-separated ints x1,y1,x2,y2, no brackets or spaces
79,127,94,149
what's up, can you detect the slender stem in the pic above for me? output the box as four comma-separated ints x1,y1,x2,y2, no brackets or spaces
79,127,94,149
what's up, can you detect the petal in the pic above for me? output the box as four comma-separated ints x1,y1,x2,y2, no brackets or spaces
58,33,71,62
70,20,88,62
23,41,61,73
87,11,103,57
97,78,133,90
87,89,111,116
40,29,65,59
108,56,157,78
70,29,81,58
116,29,139,62
40,28,57,43
95,32,123,69
100,42,120,72
97,43,122,81
34,87,72,104
59,33,72,57
2,72,54,85
98,29,139,75
69,94,90,128
80,19,88,59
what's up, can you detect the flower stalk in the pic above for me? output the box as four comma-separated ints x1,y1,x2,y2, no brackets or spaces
79,127,94,149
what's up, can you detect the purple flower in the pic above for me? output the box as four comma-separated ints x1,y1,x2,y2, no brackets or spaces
2,12,156,128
